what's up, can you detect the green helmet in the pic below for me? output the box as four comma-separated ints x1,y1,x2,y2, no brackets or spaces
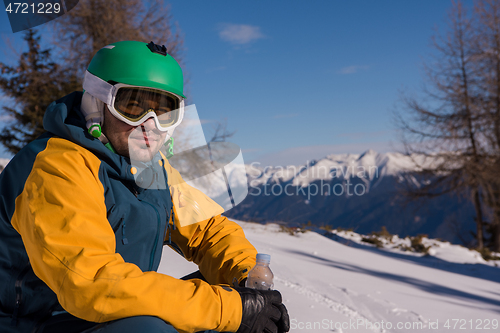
81,41,185,141
86,41,184,98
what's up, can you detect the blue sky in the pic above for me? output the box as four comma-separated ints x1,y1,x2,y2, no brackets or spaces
0,1,474,166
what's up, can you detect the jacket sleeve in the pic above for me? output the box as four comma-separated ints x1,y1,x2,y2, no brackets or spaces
11,138,243,333
163,158,257,286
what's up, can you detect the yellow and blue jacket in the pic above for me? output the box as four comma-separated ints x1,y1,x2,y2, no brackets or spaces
0,92,256,333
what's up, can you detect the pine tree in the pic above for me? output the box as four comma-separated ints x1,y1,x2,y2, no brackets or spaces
50,0,185,79
396,0,500,252
0,29,80,154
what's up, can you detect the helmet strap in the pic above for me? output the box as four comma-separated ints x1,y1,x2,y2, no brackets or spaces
104,142,117,153
81,91,109,144
164,137,174,159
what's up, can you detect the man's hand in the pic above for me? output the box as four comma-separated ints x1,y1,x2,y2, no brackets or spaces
235,287,290,333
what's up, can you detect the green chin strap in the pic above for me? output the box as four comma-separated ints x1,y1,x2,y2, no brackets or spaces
105,142,117,153
165,137,174,159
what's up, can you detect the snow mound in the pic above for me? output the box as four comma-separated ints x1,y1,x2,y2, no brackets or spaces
329,229,499,266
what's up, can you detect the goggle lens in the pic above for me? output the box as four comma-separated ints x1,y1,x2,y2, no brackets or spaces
114,87,181,128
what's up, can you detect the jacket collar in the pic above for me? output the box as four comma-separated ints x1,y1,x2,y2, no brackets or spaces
43,91,135,181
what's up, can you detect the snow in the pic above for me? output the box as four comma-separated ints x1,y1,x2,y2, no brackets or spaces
330,229,496,266
158,221,500,333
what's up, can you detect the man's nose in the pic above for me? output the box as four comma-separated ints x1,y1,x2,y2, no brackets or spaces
141,117,157,131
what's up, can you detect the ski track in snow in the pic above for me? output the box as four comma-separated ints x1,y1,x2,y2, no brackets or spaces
276,276,386,333
277,275,428,333
333,285,426,324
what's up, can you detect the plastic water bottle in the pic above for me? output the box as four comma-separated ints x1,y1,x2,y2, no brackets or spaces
245,253,274,290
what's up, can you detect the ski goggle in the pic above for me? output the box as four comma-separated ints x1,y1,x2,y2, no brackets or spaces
83,71,184,131
109,84,183,131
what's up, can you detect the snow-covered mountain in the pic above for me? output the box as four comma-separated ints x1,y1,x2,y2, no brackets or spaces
225,150,477,245
160,220,500,333
251,150,390,181
246,149,435,192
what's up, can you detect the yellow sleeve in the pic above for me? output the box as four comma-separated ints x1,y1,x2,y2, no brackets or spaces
11,138,242,333
164,158,257,286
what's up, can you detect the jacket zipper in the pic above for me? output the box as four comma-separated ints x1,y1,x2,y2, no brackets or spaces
11,263,31,326
121,217,128,245
164,208,172,245
164,203,176,245
137,161,168,270
142,200,161,271
164,204,185,257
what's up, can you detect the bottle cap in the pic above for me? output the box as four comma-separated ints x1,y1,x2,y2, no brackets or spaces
256,253,271,264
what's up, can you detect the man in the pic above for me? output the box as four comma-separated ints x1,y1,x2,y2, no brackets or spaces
0,41,289,333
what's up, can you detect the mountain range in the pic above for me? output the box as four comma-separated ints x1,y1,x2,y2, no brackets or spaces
224,150,477,245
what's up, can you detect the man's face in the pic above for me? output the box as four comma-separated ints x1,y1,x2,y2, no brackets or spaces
102,100,167,162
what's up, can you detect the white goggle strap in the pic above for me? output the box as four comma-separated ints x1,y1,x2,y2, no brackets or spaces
82,71,115,106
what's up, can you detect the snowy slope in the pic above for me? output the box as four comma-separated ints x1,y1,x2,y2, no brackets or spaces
329,229,499,266
158,221,500,333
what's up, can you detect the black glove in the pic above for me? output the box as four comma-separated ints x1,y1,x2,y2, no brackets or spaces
235,287,290,333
